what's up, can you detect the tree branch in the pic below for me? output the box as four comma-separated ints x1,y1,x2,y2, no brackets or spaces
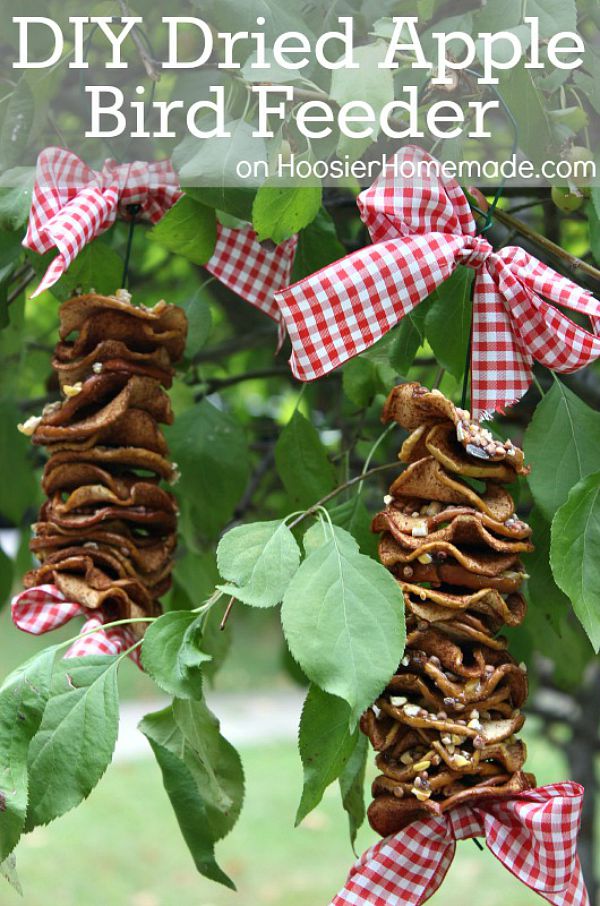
230,448,276,523
288,461,402,530
194,366,291,400
7,268,36,305
491,207,600,286
190,327,276,365
117,0,161,81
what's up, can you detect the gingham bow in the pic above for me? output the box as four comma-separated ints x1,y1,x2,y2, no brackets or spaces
24,147,298,316
11,585,141,665
274,145,600,417
332,783,588,906
24,148,182,298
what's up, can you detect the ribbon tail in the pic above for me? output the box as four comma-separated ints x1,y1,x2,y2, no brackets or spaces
24,148,96,255
471,267,533,418
29,256,70,299
485,836,590,906
206,224,297,321
494,256,600,377
275,233,464,382
65,616,137,661
482,782,590,906
28,185,120,297
11,585,84,634
330,818,456,906
504,247,599,321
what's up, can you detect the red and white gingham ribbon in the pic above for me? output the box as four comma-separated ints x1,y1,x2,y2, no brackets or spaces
11,585,141,665
24,147,297,316
275,145,600,417
24,148,182,298
331,782,588,906
207,225,297,322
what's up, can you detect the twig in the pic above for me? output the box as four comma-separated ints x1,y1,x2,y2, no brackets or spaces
220,460,403,631
117,0,161,81
25,341,55,354
20,394,60,413
288,461,402,530
8,268,36,305
413,357,438,367
507,198,554,215
9,263,30,284
194,367,291,400
220,596,236,631
492,207,600,285
190,328,275,364
230,449,276,522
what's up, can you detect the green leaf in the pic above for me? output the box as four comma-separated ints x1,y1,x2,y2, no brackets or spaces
253,185,322,244
0,647,55,859
328,497,379,558
181,290,213,356
523,508,569,633
527,0,577,36
343,358,382,408
141,720,233,888
575,63,600,114
193,0,313,57
216,520,301,608
474,0,520,31
302,521,359,558
424,267,473,381
389,317,423,375
185,186,256,222
587,199,600,264
0,229,23,272
173,552,219,609
165,401,250,543
342,322,420,406
275,411,337,509
498,62,555,169
0,167,34,229
172,698,243,837
296,685,358,826
525,381,600,521
49,240,124,302
0,228,21,329
516,604,592,691
550,472,600,651
141,612,208,699
171,553,230,682
140,698,244,889
291,209,346,283
149,196,217,265
25,657,120,829
197,607,231,684
241,48,306,83
330,42,395,160
0,399,38,525
0,77,34,170
179,119,267,189
339,732,368,847
0,852,22,896
281,525,405,726
549,106,589,135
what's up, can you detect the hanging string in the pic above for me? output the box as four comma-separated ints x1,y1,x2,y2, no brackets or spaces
122,204,141,288
464,69,519,235
461,326,472,410
422,71,521,412
80,18,160,293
